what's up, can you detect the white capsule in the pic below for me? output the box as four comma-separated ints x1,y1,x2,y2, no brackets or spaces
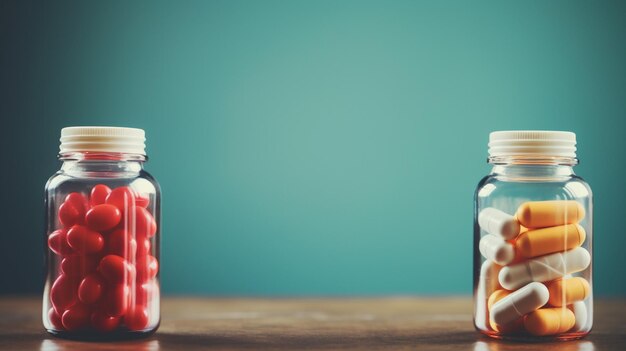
479,234,515,265
490,282,549,327
478,207,520,240
499,247,591,290
475,260,502,330
569,300,588,332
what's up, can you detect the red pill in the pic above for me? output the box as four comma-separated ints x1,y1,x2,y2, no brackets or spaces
125,306,149,331
107,228,137,258
65,192,89,209
98,255,134,284
85,204,121,231
135,193,150,208
78,273,104,304
67,225,104,254
136,281,156,306
58,203,83,228
135,207,157,238
61,254,99,278
106,186,136,212
58,193,89,228
137,237,151,256
48,229,73,256
91,310,120,332
136,255,159,283
105,284,130,317
61,303,91,331
50,274,78,314
90,184,111,207
48,307,64,329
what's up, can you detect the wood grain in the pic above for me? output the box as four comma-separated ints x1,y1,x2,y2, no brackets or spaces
0,297,624,350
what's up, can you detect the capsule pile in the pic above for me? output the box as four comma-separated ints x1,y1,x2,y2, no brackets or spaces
476,200,591,336
47,185,158,332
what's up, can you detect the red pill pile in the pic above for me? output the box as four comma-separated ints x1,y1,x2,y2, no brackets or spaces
47,184,158,332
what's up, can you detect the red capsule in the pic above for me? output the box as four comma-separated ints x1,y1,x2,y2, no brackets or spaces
136,255,159,283
67,225,104,254
61,254,99,279
135,207,157,238
104,284,130,317
58,203,83,228
137,237,151,256
90,184,111,207
107,229,137,258
91,310,120,332
105,187,136,212
125,306,149,331
48,307,64,329
78,273,104,304
61,303,91,331
65,192,89,208
58,193,89,228
136,281,156,306
85,204,121,231
48,229,73,256
135,193,150,208
50,274,78,314
98,255,134,284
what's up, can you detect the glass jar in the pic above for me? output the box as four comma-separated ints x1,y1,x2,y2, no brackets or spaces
473,131,592,341
43,127,161,340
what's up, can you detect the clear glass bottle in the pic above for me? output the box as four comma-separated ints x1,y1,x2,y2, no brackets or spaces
43,127,160,340
474,131,592,341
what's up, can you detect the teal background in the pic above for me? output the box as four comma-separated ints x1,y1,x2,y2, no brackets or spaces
2,0,625,296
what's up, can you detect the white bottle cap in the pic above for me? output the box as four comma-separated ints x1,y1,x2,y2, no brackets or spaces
60,126,146,155
488,130,576,158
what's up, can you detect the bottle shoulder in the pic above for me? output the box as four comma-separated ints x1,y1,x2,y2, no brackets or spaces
475,173,592,201
44,168,160,195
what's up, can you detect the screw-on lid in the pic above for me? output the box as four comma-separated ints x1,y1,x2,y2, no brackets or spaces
488,130,576,158
60,126,146,155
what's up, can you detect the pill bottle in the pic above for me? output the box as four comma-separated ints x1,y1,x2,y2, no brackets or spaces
43,127,160,340
473,131,592,341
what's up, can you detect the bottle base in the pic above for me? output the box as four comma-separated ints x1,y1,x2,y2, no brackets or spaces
46,325,158,341
479,329,589,342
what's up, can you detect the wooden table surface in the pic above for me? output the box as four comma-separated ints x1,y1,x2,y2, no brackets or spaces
0,297,624,350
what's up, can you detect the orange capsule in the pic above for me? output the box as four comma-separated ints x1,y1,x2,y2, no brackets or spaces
546,277,590,306
516,200,585,229
524,308,575,336
515,224,586,258
487,290,512,310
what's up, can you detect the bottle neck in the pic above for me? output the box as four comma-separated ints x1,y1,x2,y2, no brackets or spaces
489,156,577,180
59,152,145,176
